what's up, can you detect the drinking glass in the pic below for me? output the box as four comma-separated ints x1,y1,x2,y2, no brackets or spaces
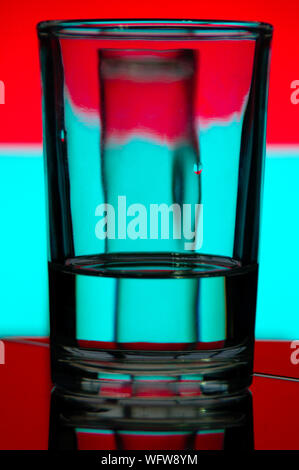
37,20,272,403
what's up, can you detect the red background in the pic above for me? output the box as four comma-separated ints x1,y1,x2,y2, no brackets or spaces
0,0,298,145
0,339,298,450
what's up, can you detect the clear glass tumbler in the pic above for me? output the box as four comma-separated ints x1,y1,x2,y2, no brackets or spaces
37,20,272,402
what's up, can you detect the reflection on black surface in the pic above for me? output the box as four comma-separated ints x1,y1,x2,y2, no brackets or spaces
49,388,253,450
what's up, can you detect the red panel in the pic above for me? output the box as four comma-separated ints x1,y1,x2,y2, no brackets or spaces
0,1,298,144
252,376,299,450
0,339,51,450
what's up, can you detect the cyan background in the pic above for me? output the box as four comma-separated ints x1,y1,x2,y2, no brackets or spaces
0,146,298,340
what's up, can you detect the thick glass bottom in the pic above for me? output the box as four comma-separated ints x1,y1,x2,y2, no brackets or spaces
49,253,257,399
51,340,253,399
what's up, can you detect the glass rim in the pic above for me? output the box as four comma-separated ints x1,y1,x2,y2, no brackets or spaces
37,19,273,39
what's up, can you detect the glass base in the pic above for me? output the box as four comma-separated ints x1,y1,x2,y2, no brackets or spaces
51,341,253,400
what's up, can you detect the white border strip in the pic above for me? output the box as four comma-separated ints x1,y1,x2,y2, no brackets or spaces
0,144,298,157
0,144,42,156
266,144,299,157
